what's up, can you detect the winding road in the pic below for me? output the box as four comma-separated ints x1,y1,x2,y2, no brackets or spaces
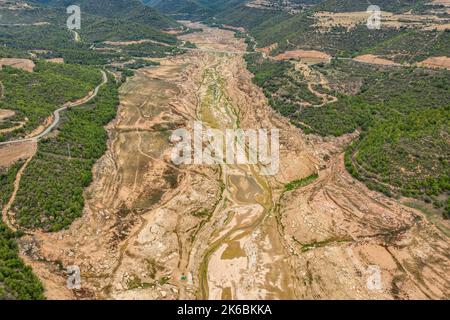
1,70,108,231
0,70,107,147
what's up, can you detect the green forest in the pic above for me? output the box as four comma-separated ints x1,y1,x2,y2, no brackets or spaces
0,163,45,300
245,53,322,116
0,220,45,300
246,53,450,218
12,78,119,232
0,61,101,141
0,0,180,66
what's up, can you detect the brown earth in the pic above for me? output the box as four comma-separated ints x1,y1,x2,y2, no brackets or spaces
0,58,35,72
13,22,450,300
424,21,450,30
163,29,185,35
0,141,36,168
280,154,450,299
274,50,332,64
428,0,450,5
0,121,26,134
256,43,278,57
24,115,53,139
418,56,450,70
353,54,401,66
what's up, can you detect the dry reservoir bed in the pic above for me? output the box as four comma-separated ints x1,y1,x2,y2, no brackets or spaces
17,23,450,300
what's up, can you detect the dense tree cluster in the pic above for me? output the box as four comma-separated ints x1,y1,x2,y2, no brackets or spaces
13,79,119,232
0,61,102,141
0,163,45,300
0,1,180,65
246,54,450,218
245,53,322,115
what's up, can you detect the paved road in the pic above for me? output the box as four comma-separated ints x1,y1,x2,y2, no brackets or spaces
0,70,107,147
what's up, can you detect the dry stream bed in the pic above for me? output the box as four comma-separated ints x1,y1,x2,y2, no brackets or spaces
12,23,450,300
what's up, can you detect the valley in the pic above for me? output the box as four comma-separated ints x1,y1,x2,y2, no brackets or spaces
0,0,448,301
8,22,448,300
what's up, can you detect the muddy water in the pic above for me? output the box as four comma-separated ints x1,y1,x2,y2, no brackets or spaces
191,52,294,299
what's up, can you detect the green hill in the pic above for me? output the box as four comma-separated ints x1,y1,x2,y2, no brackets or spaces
144,0,247,19
0,1,182,65
315,0,428,13
30,0,179,28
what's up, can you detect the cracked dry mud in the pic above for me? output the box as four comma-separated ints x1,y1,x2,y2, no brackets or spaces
19,23,449,300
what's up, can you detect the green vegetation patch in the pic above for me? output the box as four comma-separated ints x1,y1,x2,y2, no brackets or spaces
13,78,119,232
285,173,319,192
345,108,450,201
294,236,353,253
0,61,102,141
0,163,45,300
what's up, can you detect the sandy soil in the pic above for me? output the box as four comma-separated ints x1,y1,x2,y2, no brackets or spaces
353,54,401,66
13,22,450,300
17,22,320,300
0,109,14,120
256,43,278,57
0,141,36,168
425,23,450,30
46,58,64,64
314,11,374,30
418,56,450,70
0,58,35,72
0,121,25,134
274,50,331,64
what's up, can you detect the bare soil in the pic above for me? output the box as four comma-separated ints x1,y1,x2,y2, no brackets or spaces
418,56,450,70
280,154,450,299
0,141,36,168
0,58,35,72
274,50,331,64
0,109,15,120
429,0,450,4
353,54,401,66
45,58,64,64
12,22,450,300
256,43,278,57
